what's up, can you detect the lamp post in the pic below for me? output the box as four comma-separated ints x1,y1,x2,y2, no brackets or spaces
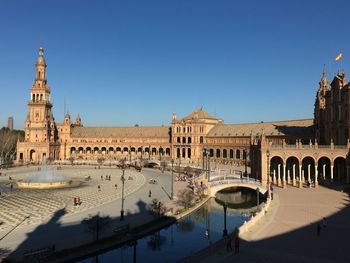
120,166,126,221
148,145,151,160
256,187,260,210
222,202,228,237
171,159,174,200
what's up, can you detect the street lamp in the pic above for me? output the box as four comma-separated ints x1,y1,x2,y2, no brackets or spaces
171,159,174,200
256,187,260,210
222,202,228,237
120,166,126,221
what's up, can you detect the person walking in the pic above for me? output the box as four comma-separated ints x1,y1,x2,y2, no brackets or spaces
98,185,101,192
149,190,152,198
115,184,118,189
271,191,274,200
317,223,321,236
234,236,240,254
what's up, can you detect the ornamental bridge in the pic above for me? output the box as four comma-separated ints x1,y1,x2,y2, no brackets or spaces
207,173,268,197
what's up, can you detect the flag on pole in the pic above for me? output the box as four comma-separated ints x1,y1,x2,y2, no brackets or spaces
335,53,342,61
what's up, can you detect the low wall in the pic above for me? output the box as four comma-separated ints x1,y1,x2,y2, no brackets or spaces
238,197,271,234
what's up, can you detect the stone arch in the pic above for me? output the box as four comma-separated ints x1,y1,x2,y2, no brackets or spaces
236,149,240,159
101,147,107,154
144,147,149,153
78,147,84,154
302,156,316,184
230,149,234,159
123,147,129,152
151,147,157,155
159,148,164,155
216,149,221,158
317,156,331,181
166,148,170,156
116,147,122,153
86,147,92,154
209,149,214,157
334,156,346,182
270,156,284,183
286,156,299,183
130,147,136,153
93,147,99,153
137,147,142,153
70,147,76,154
30,149,36,161
109,147,114,153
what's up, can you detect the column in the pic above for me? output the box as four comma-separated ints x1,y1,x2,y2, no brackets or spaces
277,164,281,187
299,165,302,188
287,170,290,184
323,164,326,180
314,165,318,188
292,164,296,186
283,163,286,188
273,170,276,184
330,165,334,181
307,164,311,187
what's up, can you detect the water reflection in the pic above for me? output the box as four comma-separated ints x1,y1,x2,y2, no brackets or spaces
81,189,257,263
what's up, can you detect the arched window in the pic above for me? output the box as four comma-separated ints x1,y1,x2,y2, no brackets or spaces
223,149,227,158
216,149,221,158
200,136,204,144
182,137,186,144
188,137,192,144
210,149,214,157
236,149,241,159
230,149,234,158
187,148,191,158
182,148,186,158
177,137,180,143
177,148,180,158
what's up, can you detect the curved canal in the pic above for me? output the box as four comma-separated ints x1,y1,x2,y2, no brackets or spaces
81,187,261,263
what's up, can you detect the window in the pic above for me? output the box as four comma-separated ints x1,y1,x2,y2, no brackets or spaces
200,136,204,144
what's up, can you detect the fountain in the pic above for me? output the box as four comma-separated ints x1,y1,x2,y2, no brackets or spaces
16,160,81,190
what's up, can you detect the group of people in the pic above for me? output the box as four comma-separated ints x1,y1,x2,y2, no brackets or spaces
73,196,81,206
101,175,112,181
175,174,189,182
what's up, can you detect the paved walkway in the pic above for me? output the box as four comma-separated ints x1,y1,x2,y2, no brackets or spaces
0,166,187,261
200,185,350,263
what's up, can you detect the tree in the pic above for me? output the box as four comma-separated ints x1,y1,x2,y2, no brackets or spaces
177,189,195,208
0,127,24,166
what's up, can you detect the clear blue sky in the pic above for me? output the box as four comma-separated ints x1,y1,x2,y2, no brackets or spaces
0,0,349,129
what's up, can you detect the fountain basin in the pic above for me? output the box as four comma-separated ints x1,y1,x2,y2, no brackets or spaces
16,180,81,190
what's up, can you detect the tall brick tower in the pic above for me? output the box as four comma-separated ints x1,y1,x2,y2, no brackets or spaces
17,48,60,163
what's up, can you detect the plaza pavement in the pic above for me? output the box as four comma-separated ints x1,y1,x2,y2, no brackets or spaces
0,165,186,261
199,185,350,263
